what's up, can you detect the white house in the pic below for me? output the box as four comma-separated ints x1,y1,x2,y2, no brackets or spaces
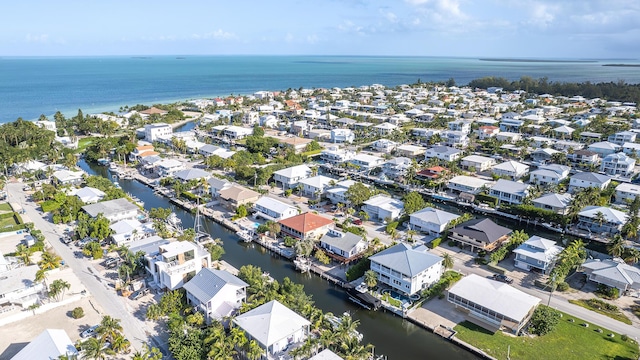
52,170,84,186
532,193,572,214
233,300,311,358
325,180,368,205
81,198,139,223
318,229,368,263
369,243,444,296
298,175,334,198
155,159,185,177
447,176,493,194
72,186,105,204
350,153,385,169
144,123,172,142
371,139,398,153
109,219,154,246
568,172,611,193
373,122,398,135
396,144,427,158
409,207,460,235
11,329,79,360
254,196,299,221
382,157,412,179
183,268,248,324
222,125,254,140
608,131,637,145
489,179,530,205
0,264,43,309
577,206,627,235
529,164,570,186
330,129,355,143
615,182,640,203
442,130,469,147
587,141,621,157
273,164,312,189
581,258,640,294
513,236,564,274
363,195,404,222
492,161,529,180
600,152,636,178
460,155,496,172
145,241,211,291
321,147,356,164
424,146,462,162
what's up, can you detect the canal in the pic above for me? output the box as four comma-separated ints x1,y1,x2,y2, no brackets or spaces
78,159,479,360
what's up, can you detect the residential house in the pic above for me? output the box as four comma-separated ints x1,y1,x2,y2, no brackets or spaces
383,157,412,180
254,197,299,221
476,125,500,140
11,329,79,360
587,141,621,157
52,170,84,186
495,132,522,143
373,122,398,135
222,125,254,140
233,300,311,358
72,186,105,204
130,145,158,162
299,175,334,198
622,142,640,156
581,258,640,294
110,219,154,246
513,236,564,274
321,147,356,164
278,212,334,240
449,218,512,252
460,155,496,172
615,183,640,203
441,130,469,147
0,264,42,308
371,139,398,153
369,243,444,296
499,118,524,132
568,172,611,193
553,125,575,139
600,152,636,178
330,129,355,143
183,268,249,324
447,274,540,334
417,166,447,180
532,193,572,214
349,154,385,169
529,164,570,186
424,146,462,162
409,207,460,235
81,198,139,223
608,131,637,146
489,179,529,205
218,185,261,210
396,144,427,158
531,148,560,164
155,159,185,177
207,177,231,198
273,164,312,189
447,176,493,195
145,241,211,291
325,180,368,205
144,123,172,142
577,206,627,235
318,229,368,263
567,149,600,168
363,195,404,222
173,168,211,183
492,161,529,180
199,144,235,158
448,120,472,134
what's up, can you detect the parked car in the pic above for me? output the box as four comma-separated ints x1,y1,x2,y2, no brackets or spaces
60,236,73,244
352,219,363,225
130,288,150,300
80,325,99,339
492,274,514,284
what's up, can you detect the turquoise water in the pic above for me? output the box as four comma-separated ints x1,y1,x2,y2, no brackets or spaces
1,55,639,123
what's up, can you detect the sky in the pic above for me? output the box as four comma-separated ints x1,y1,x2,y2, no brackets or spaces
1,0,639,58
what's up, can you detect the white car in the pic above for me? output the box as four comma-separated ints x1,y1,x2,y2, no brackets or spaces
80,325,99,339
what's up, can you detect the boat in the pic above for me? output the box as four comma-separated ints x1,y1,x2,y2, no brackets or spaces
236,229,254,243
97,158,109,166
344,282,381,311
109,162,117,169
293,256,311,272
326,312,364,342
193,203,214,245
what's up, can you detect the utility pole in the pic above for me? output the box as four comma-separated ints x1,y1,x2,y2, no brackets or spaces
547,273,556,306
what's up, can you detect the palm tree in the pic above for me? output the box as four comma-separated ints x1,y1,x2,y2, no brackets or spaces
593,211,607,229
38,251,62,270
607,234,626,258
364,270,377,288
35,268,49,294
131,344,163,360
49,279,71,302
243,339,263,360
336,314,360,343
80,336,113,360
623,248,640,265
406,229,417,243
15,244,32,265
110,334,130,354
442,253,454,269
338,336,374,360
96,315,123,343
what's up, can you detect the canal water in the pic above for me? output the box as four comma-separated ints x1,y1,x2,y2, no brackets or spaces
78,159,479,360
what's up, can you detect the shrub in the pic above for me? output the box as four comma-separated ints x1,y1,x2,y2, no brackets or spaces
529,305,561,336
448,240,456,247
596,284,620,299
556,281,569,292
283,236,296,247
622,334,629,342
346,258,371,282
41,200,61,213
430,237,442,249
71,307,85,319
284,189,293,197
422,271,462,299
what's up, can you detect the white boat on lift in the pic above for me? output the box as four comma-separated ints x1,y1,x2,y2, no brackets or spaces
236,229,254,243
293,256,311,272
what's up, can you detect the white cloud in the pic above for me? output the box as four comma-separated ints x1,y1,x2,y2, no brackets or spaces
192,29,237,40
26,33,49,43
306,34,319,44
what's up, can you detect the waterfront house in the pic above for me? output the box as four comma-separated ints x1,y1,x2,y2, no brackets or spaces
608,131,637,146
396,144,427,158
492,161,529,180
568,172,611,193
330,128,355,143
461,155,496,172
183,268,248,324
0,264,42,309
369,243,444,296
52,170,84,186
447,176,493,195
615,183,640,203
424,146,462,162
279,136,314,153
362,195,404,223
155,159,185,178
531,148,560,165
409,207,460,235
449,218,512,252
82,198,139,223
371,139,398,153
442,130,469,147
373,122,398,135
233,300,311,359
173,168,211,183
223,125,254,140
447,274,540,334
382,157,412,179
489,179,529,205
13,160,48,175
144,123,172,142
321,146,356,164
208,177,231,198
349,153,385,169
587,141,621,157
299,175,334,198
145,241,211,291
318,229,368,264
513,236,564,274
218,185,261,210
531,193,572,214
109,219,154,246
476,125,500,140
581,258,640,294
199,144,235,158
129,144,158,162
600,152,636,178
253,196,299,221
273,164,312,190
71,186,105,204
495,132,522,143
577,206,627,235
529,164,570,186
278,212,334,240
11,329,79,360
417,166,447,180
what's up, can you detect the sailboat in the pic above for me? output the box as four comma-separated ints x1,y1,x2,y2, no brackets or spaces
194,201,214,245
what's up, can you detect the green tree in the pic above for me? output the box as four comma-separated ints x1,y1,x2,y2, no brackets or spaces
49,279,71,302
15,244,32,265
403,192,426,214
529,305,561,336
38,251,62,270
607,234,626,258
346,183,372,206
314,248,331,265
364,270,378,288
96,315,123,343
132,344,163,360
442,253,454,269
81,336,113,360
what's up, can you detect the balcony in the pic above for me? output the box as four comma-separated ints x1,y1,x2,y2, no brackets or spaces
166,261,196,276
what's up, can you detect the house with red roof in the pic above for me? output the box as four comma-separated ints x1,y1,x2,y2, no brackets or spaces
278,212,334,240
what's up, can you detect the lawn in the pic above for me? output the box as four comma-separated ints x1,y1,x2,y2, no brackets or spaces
454,315,639,360
569,298,632,325
0,214,19,229
76,137,97,152
381,293,403,308
0,202,12,213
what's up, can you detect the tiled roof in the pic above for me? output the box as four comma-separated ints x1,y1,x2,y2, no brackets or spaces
278,212,334,234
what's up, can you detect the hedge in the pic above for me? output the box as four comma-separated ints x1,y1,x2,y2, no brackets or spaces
430,237,442,249
475,194,498,208
346,258,371,282
180,191,201,203
41,200,61,213
487,263,507,275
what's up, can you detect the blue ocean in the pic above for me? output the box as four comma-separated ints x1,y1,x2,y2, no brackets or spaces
1,55,639,123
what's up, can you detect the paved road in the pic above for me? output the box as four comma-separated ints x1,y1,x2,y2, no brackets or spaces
7,182,157,354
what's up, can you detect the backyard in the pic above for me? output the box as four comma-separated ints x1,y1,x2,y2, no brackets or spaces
0,202,13,213
454,313,639,360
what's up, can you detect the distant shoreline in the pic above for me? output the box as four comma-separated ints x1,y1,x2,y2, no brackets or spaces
478,58,598,63
602,64,640,67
